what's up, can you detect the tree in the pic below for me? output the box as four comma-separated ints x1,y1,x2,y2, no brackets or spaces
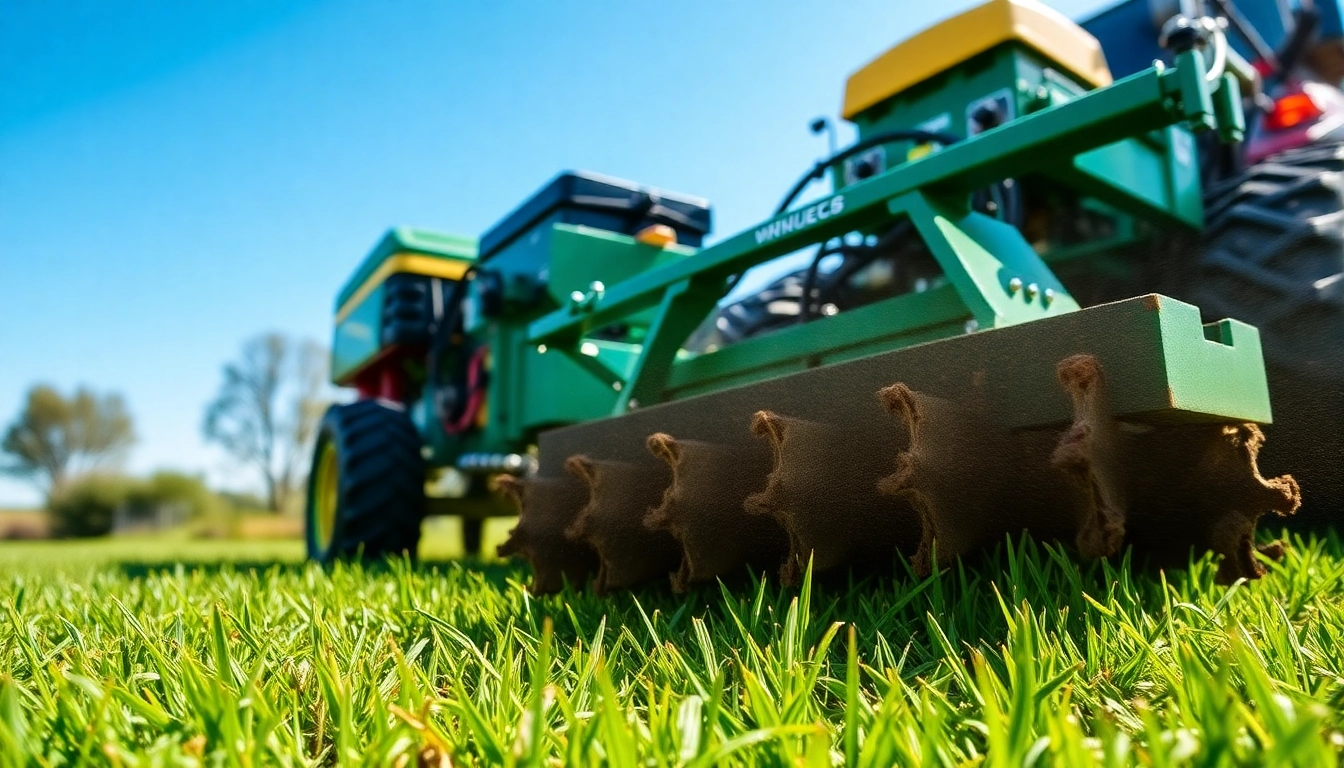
203,332,330,513
1,384,136,501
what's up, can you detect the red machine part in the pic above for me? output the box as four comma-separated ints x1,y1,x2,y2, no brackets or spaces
1265,90,1324,131
352,346,415,404
1247,80,1344,164
441,345,489,435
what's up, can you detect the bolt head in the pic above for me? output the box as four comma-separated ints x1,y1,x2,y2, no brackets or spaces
1008,277,1023,294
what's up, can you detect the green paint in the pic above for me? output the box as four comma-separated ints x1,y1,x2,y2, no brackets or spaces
334,227,476,311
329,40,1269,483
894,191,1080,329
664,285,971,401
331,283,384,383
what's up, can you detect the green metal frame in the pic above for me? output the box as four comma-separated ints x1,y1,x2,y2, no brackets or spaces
841,36,1219,256
330,228,478,384
383,47,1264,486
517,51,1250,426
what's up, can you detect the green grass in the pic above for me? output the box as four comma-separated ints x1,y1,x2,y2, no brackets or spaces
2,525,1343,766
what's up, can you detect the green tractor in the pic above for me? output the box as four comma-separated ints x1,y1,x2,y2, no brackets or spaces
306,0,1340,592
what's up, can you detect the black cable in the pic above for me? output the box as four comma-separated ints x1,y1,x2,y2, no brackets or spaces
1274,3,1320,79
995,177,1024,230
772,129,961,216
796,171,1022,325
798,243,860,322
798,218,919,323
425,268,477,430
722,128,962,298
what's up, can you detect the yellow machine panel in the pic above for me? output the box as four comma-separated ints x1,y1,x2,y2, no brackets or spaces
841,0,1113,120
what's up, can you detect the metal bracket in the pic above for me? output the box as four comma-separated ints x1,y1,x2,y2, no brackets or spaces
889,191,1080,331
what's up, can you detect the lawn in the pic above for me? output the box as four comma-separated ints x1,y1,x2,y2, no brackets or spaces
1,521,1342,766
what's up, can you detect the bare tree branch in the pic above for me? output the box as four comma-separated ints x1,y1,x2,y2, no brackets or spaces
203,333,332,512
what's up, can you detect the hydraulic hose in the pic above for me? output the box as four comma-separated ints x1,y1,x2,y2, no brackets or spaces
772,129,961,216
723,129,961,298
1275,4,1321,80
799,219,917,323
426,268,487,436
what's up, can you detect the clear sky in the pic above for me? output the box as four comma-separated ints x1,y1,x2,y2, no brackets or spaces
0,0,1110,506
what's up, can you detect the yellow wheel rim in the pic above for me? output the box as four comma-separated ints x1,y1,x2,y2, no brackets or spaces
313,440,339,553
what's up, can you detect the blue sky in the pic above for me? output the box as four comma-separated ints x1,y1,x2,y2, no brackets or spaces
0,0,1109,506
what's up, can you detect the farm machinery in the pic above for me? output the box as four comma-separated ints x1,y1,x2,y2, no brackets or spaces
307,0,1344,593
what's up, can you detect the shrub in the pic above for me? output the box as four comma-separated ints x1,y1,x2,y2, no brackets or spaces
47,471,229,537
216,489,269,513
138,470,216,519
47,474,138,538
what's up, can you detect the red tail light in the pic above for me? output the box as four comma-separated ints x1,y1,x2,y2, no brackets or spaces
1266,91,1324,131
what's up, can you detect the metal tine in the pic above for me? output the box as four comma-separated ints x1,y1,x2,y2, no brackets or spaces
496,474,598,594
1051,355,1301,584
645,433,787,593
745,410,920,586
564,454,681,595
877,378,1090,577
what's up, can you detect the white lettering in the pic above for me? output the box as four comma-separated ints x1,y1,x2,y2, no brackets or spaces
753,194,847,245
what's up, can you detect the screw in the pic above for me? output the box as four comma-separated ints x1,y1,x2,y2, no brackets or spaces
1026,282,1040,299
965,319,979,334
627,398,640,411
612,381,623,392
1043,288,1056,306
1008,277,1023,294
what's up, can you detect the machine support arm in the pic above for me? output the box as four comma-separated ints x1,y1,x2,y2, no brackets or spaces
528,50,1233,347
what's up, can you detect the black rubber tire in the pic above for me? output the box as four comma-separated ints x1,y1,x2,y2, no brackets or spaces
1181,142,1344,528
305,399,426,563
1188,142,1344,380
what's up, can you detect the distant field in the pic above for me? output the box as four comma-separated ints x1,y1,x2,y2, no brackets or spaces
0,516,515,567
0,508,46,539
1,526,1342,765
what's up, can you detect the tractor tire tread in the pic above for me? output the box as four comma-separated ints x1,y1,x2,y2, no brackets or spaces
308,399,426,563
